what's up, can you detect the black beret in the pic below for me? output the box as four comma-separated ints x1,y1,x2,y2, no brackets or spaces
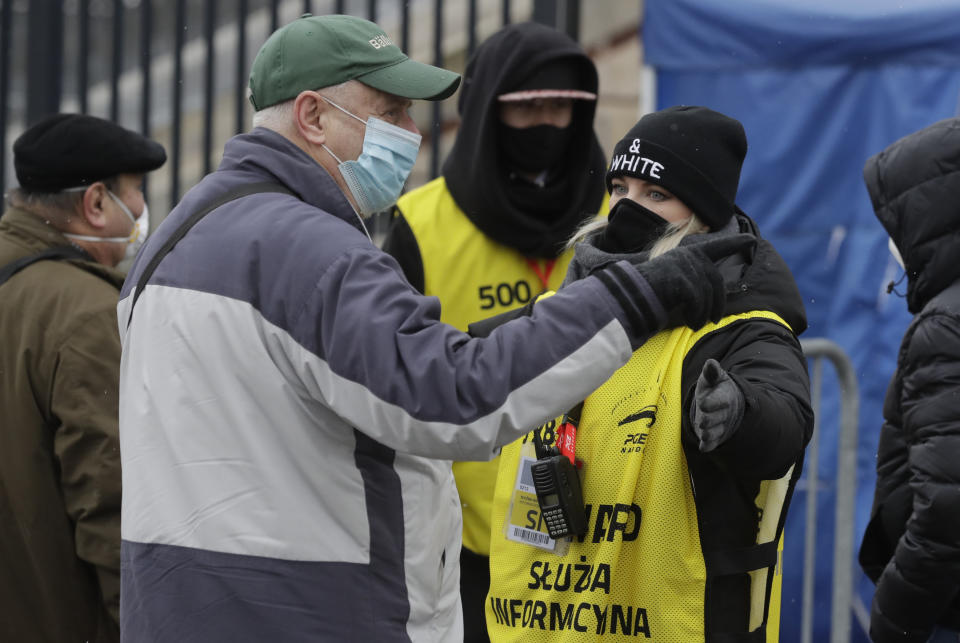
14,113,167,192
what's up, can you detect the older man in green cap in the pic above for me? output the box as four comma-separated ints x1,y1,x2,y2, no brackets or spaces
117,13,747,642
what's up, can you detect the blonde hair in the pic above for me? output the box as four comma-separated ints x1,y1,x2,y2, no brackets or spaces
566,212,709,256
648,216,709,258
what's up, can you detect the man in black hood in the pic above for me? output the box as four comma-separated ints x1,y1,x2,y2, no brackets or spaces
382,21,607,642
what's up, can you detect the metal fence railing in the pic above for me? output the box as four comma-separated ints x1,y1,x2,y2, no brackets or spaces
1,0,584,230
798,338,868,643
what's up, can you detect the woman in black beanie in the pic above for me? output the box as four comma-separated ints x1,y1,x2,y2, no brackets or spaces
484,106,814,642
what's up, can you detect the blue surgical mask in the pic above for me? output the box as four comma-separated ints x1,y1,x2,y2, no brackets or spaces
319,96,422,217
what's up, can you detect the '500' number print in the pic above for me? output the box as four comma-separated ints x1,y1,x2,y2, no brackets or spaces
479,281,533,309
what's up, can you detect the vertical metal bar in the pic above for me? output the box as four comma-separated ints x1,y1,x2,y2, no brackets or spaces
235,0,248,134
430,0,443,178
203,0,216,176
302,0,311,15
801,357,823,643
171,0,186,205
26,0,64,125
799,337,862,643
0,0,11,196
270,0,279,32
532,0,556,28
400,0,409,52
335,0,346,14
367,0,377,22
502,0,511,26
111,0,123,122
565,0,580,42
79,0,89,113
140,0,153,201
829,345,860,643
140,0,152,136
467,0,477,57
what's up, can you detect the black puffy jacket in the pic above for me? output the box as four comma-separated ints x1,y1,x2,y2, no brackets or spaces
860,117,960,643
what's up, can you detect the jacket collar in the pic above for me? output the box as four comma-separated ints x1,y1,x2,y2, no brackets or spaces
217,127,362,231
0,206,124,288
1,206,80,249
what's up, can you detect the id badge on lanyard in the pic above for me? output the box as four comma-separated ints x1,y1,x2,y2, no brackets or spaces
504,405,586,553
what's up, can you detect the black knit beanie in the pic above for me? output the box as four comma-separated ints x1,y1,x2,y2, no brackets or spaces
604,106,747,230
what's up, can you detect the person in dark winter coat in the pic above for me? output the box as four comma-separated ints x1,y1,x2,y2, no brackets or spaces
483,106,813,642
382,22,608,641
860,116,960,643
0,113,165,642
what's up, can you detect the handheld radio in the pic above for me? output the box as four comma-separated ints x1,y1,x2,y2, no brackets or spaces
531,403,587,539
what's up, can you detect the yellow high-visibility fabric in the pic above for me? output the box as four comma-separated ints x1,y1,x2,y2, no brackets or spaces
487,311,791,642
396,176,607,555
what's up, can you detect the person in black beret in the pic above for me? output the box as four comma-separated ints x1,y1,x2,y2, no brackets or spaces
9,112,167,267
0,112,164,643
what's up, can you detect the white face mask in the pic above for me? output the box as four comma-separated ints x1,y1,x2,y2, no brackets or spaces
888,237,905,270
63,189,147,255
123,203,150,261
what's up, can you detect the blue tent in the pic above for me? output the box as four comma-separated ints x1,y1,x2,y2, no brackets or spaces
642,1,960,641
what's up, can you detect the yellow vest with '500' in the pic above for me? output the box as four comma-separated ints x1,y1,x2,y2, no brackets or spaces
396,176,606,556
487,311,794,642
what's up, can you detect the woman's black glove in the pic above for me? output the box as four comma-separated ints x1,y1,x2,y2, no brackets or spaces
690,358,745,452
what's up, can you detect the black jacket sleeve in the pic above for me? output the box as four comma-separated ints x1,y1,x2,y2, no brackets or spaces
870,312,960,643
681,318,813,480
381,208,425,293
859,373,912,585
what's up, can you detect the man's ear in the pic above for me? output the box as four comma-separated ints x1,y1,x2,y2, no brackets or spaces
80,182,110,229
294,91,326,146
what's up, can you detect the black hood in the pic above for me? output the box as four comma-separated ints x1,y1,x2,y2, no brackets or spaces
442,22,607,258
864,117,960,313
723,212,808,335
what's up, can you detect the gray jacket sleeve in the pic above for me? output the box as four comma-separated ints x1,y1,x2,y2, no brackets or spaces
289,246,665,461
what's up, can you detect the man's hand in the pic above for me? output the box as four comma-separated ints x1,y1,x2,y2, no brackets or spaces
633,234,755,330
691,358,745,452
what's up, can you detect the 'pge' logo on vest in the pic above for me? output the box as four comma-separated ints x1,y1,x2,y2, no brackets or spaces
618,405,656,455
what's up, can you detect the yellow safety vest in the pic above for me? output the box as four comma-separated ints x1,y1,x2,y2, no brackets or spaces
487,311,795,642
396,177,607,556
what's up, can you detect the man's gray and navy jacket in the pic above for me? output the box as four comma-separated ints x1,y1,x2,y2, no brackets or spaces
116,127,672,642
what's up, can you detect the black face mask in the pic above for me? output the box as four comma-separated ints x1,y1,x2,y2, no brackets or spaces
497,123,572,173
596,198,669,253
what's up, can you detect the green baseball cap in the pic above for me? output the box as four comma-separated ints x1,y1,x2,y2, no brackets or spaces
249,13,461,110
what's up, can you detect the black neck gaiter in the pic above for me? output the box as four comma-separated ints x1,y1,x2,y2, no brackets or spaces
497,123,573,173
594,198,669,254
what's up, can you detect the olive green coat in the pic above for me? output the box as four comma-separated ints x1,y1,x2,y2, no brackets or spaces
0,206,123,642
